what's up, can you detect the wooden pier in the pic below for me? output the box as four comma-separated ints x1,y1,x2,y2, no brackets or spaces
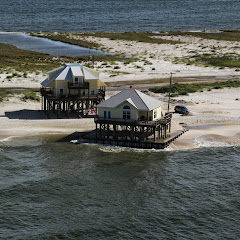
95,112,172,142
67,113,189,149
70,128,188,149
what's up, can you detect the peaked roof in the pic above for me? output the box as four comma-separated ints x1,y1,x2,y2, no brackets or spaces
97,89,162,111
41,63,99,87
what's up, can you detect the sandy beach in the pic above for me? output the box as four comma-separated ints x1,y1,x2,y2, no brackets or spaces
1,87,240,150
0,33,240,150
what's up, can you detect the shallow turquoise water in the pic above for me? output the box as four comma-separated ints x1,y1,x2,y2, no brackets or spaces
0,135,239,239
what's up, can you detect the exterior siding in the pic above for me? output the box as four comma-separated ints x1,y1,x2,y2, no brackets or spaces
98,104,162,121
86,80,98,96
46,78,100,97
153,106,162,121
98,102,138,120
54,81,68,96
43,65,104,97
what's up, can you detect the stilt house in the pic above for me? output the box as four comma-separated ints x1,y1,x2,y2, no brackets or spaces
40,63,106,117
94,88,172,144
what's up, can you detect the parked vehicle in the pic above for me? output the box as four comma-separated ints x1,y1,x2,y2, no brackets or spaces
174,105,189,115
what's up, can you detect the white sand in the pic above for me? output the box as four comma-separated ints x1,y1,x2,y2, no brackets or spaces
0,96,94,141
1,88,240,150
0,34,240,149
1,33,239,88
81,34,240,83
164,88,240,149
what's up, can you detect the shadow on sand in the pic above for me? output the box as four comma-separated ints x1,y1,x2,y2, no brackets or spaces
4,109,97,120
5,109,48,120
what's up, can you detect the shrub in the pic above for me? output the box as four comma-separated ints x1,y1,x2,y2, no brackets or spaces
21,92,40,102
149,80,240,96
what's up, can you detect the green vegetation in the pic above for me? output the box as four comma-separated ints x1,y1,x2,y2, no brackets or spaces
30,32,139,62
0,88,10,102
0,40,136,73
0,42,74,72
21,90,40,102
81,32,181,44
30,32,101,49
31,32,181,47
0,88,40,102
168,30,240,42
175,53,240,68
149,80,240,96
109,71,131,77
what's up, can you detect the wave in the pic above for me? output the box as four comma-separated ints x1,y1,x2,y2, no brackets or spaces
194,135,240,149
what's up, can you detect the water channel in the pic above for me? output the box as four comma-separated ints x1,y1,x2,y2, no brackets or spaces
0,32,107,57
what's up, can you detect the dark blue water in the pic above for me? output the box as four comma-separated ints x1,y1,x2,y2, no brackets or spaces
0,1,240,239
0,135,240,239
0,0,239,32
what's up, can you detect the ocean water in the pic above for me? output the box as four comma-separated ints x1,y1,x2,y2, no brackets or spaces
0,135,240,239
0,0,239,32
1,1,240,239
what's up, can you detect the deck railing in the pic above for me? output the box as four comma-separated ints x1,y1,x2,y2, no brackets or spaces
95,112,172,126
40,87,105,100
68,82,89,89
95,116,171,126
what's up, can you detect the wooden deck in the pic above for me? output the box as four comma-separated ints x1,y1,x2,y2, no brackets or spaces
70,128,189,149
95,113,172,127
40,88,105,101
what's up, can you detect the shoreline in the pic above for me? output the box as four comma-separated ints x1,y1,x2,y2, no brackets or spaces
0,30,239,150
1,123,239,151
0,30,240,89
1,87,240,150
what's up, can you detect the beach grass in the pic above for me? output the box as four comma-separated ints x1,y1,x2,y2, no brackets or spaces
21,90,40,102
0,88,40,102
175,53,240,68
31,32,181,46
81,32,182,44
0,88,9,102
30,32,101,49
168,30,240,42
0,42,76,72
149,80,240,96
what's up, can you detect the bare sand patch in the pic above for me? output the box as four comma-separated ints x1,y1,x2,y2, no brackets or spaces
164,88,240,149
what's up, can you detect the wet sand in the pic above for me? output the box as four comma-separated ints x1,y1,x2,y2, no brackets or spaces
1,87,240,150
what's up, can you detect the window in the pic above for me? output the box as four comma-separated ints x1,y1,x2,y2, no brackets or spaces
91,90,95,95
74,77,78,84
154,110,157,119
104,110,111,119
122,105,131,120
59,88,64,95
